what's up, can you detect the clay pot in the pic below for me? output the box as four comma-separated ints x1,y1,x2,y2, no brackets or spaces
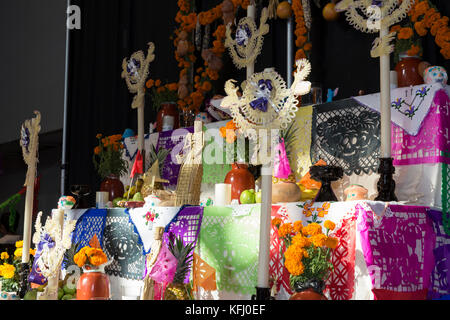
100,174,124,202
224,163,255,203
344,184,368,201
272,181,301,203
323,3,339,21
290,288,328,300
395,54,424,88
277,1,292,19
290,279,328,300
156,102,179,132
77,269,110,300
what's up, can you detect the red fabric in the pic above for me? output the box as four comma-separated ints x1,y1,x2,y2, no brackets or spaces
372,288,428,300
269,205,292,295
325,216,357,300
130,150,144,178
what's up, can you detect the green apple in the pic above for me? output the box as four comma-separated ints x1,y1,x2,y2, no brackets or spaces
132,192,144,202
24,290,38,300
255,191,262,203
58,287,65,300
61,294,73,300
63,284,77,295
240,189,256,204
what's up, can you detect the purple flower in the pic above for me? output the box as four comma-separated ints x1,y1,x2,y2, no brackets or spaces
392,98,403,108
416,86,429,97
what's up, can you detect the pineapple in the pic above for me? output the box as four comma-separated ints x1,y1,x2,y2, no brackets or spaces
164,234,195,300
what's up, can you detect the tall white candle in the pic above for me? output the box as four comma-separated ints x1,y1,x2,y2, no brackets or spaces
21,165,36,264
137,104,145,155
379,25,392,158
215,183,232,206
257,161,273,289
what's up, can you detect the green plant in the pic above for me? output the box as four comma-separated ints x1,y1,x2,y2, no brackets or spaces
146,144,171,176
93,134,128,179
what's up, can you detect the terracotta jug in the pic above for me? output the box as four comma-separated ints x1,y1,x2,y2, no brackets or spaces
156,102,179,132
77,269,110,300
395,54,424,88
100,174,124,202
290,288,328,300
224,163,255,203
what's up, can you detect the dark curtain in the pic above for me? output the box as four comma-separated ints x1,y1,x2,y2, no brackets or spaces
66,0,449,205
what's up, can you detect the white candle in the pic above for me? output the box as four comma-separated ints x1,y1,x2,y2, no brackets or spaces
257,161,272,289
215,183,232,206
379,25,392,158
137,104,145,156
21,165,36,264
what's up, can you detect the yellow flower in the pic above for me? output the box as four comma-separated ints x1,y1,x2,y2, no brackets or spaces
284,256,305,276
278,223,293,238
74,247,88,268
1,263,16,279
310,233,327,247
325,237,339,250
15,240,23,248
293,220,303,233
89,252,108,266
271,218,282,228
14,247,23,258
29,249,36,256
302,223,322,237
324,220,336,231
0,252,9,260
292,234,311,248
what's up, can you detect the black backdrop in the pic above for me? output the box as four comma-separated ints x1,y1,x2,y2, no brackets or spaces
66,0,450,204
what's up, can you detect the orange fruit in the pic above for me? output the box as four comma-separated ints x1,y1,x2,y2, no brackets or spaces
323,2,340,21
277,1,293,19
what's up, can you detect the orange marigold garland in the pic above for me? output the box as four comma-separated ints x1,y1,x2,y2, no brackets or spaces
391,0,450,61
174,0,249,114
292,0,311,62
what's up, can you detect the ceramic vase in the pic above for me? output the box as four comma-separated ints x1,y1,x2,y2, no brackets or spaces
395,54,424,88
76,269,110,300
156,102,179,132
100,174,124,202
344,184,368,201
224,163,255,203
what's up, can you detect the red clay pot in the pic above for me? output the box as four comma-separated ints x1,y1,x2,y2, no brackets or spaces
224,163,255,203
289,288,328,300
100,174,124,202
77,270,110,300
395,55,424,88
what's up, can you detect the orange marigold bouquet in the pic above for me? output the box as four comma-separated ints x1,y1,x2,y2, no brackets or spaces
74,244,108,270
145,79,179,112
93,133,127,179
391,0,450,62
272,218,338,292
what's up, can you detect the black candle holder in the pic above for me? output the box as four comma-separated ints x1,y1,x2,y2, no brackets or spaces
251,287,274,300
18,262,30,298
309,165,344,202
375,157,398,202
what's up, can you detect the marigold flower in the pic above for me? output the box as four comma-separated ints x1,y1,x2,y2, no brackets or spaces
407,44,421,57
29,248,36,256
0,263,15,279
1,252,9,260
278,223,294,238
285,257,305,276
155,79,162,87
310,233,327,247
325,237,339,250
293,220,303,233
398,27,414,40
324,220,336,231
271,218,282,228
14,248,23,258
292,234,310,248
302,222,322,237
390,24,402,33
146,79,154,89
15,240,23,248
89,251,108,266
414,21,427,37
